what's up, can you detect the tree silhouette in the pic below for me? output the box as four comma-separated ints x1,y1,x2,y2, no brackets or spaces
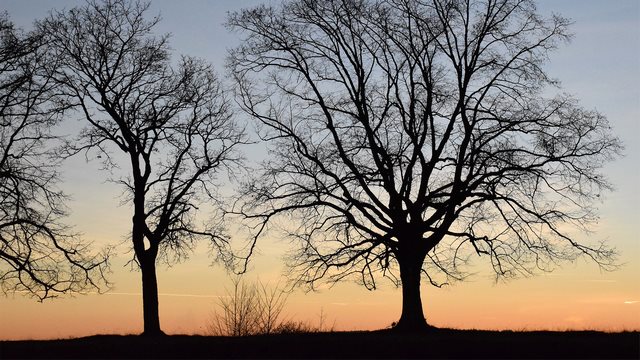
39,0,246,335
228,0,622,331
0,13,109,300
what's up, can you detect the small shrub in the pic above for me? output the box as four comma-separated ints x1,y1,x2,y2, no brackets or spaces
207,277,288,336
207,278,335,336
273,308,335,334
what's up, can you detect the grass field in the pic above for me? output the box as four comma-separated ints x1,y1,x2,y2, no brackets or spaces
1,329,638,359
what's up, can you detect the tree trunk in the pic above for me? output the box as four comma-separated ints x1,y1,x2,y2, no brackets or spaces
394,250,430,332
140,254,164,336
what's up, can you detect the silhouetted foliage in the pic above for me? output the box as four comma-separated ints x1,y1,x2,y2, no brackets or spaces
0,13,109,300
228,0,623,331
38,0,246,335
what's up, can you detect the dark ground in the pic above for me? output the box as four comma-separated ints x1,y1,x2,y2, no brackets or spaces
1,329,638,359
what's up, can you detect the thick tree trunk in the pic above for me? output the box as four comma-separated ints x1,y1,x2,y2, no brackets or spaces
394,250,430,332
140,255,164,336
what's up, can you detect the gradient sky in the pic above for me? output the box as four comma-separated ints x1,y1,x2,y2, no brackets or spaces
0,0,638,340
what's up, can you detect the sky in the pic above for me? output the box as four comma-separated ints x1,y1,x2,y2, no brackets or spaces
0,0,638,340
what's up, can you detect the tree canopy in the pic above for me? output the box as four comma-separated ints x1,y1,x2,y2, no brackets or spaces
228,0,622,330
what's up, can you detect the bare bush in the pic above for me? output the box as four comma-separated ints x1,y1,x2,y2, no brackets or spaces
207,278,335,336
207,277,288,336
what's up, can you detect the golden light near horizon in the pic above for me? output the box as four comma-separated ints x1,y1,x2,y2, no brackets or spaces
0,0,638,340
1,240,638,339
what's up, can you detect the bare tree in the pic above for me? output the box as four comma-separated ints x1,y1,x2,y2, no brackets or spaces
227,0,623,332
38,0,246,335
0,13,109,301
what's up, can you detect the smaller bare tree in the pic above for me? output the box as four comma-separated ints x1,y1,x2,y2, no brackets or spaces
39,0,247,335
0,13,109,300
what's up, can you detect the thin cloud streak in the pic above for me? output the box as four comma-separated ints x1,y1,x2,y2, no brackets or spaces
91,292,225,298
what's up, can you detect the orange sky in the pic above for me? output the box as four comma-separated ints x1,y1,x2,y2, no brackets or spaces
1,241,638,340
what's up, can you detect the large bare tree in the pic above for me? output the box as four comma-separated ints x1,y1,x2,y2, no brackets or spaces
228,0,622,331
0,13,109,300
39,0,246,335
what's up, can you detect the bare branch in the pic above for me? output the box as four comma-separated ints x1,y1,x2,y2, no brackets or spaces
0,13,110,300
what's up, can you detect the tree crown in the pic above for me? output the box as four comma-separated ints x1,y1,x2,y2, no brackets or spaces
228,0,622,289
